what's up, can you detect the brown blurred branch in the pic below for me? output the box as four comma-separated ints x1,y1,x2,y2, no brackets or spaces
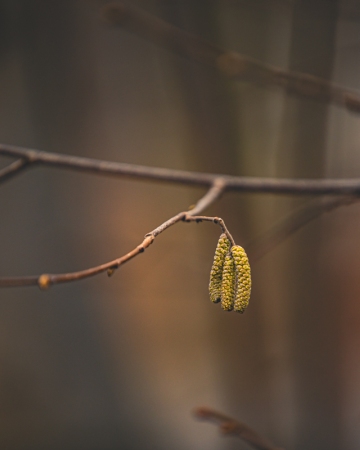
102,2,360,114
0,180,226,289
248,196,358,262
194,406,284,450
2,144,360,195
0,158,29,184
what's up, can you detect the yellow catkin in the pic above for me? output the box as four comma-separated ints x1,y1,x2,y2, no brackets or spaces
221,254,236,311
231,245,251,313
209,234,231,303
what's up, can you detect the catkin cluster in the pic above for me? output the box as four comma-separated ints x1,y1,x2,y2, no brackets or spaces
209,235,251,313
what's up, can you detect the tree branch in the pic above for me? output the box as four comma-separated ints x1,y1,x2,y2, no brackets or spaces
1,145,359,288
0,158,29,184
248,196,358,261
2,144,360,195
194,407,284,450
103,2,360,114
0,181,226,289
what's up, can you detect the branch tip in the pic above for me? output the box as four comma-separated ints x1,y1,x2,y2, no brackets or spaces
193,406,210,419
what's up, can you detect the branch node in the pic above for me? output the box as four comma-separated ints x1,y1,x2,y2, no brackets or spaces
27,151,38,163
143,235,155,247
38,274,51,290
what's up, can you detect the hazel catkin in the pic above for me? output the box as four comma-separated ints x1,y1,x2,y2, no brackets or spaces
209,234,231,303
220,254,236,311
231,245,251,313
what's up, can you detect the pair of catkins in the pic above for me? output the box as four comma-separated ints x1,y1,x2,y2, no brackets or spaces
209,234,251,313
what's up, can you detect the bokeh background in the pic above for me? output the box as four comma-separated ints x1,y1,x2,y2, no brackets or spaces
1,0,360,449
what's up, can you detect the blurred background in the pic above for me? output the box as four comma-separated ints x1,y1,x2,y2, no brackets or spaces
0,0,360,449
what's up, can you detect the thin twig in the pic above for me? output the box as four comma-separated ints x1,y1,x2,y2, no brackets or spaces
187,178,226,215
0,181,226,289
0,158,29,184
103,2,360,114
184,215,235,246
146,178,226,238
247,196,358,261
2,144,360,195
194,407,284,450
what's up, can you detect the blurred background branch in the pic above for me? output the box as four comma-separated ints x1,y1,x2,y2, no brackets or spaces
248,195,358,261
103,2,360,113
0,158,29,184
194,407,284,450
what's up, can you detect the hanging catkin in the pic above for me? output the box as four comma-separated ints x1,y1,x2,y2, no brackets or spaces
220,253,236,311
209,234,230,303
231,245,251,313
